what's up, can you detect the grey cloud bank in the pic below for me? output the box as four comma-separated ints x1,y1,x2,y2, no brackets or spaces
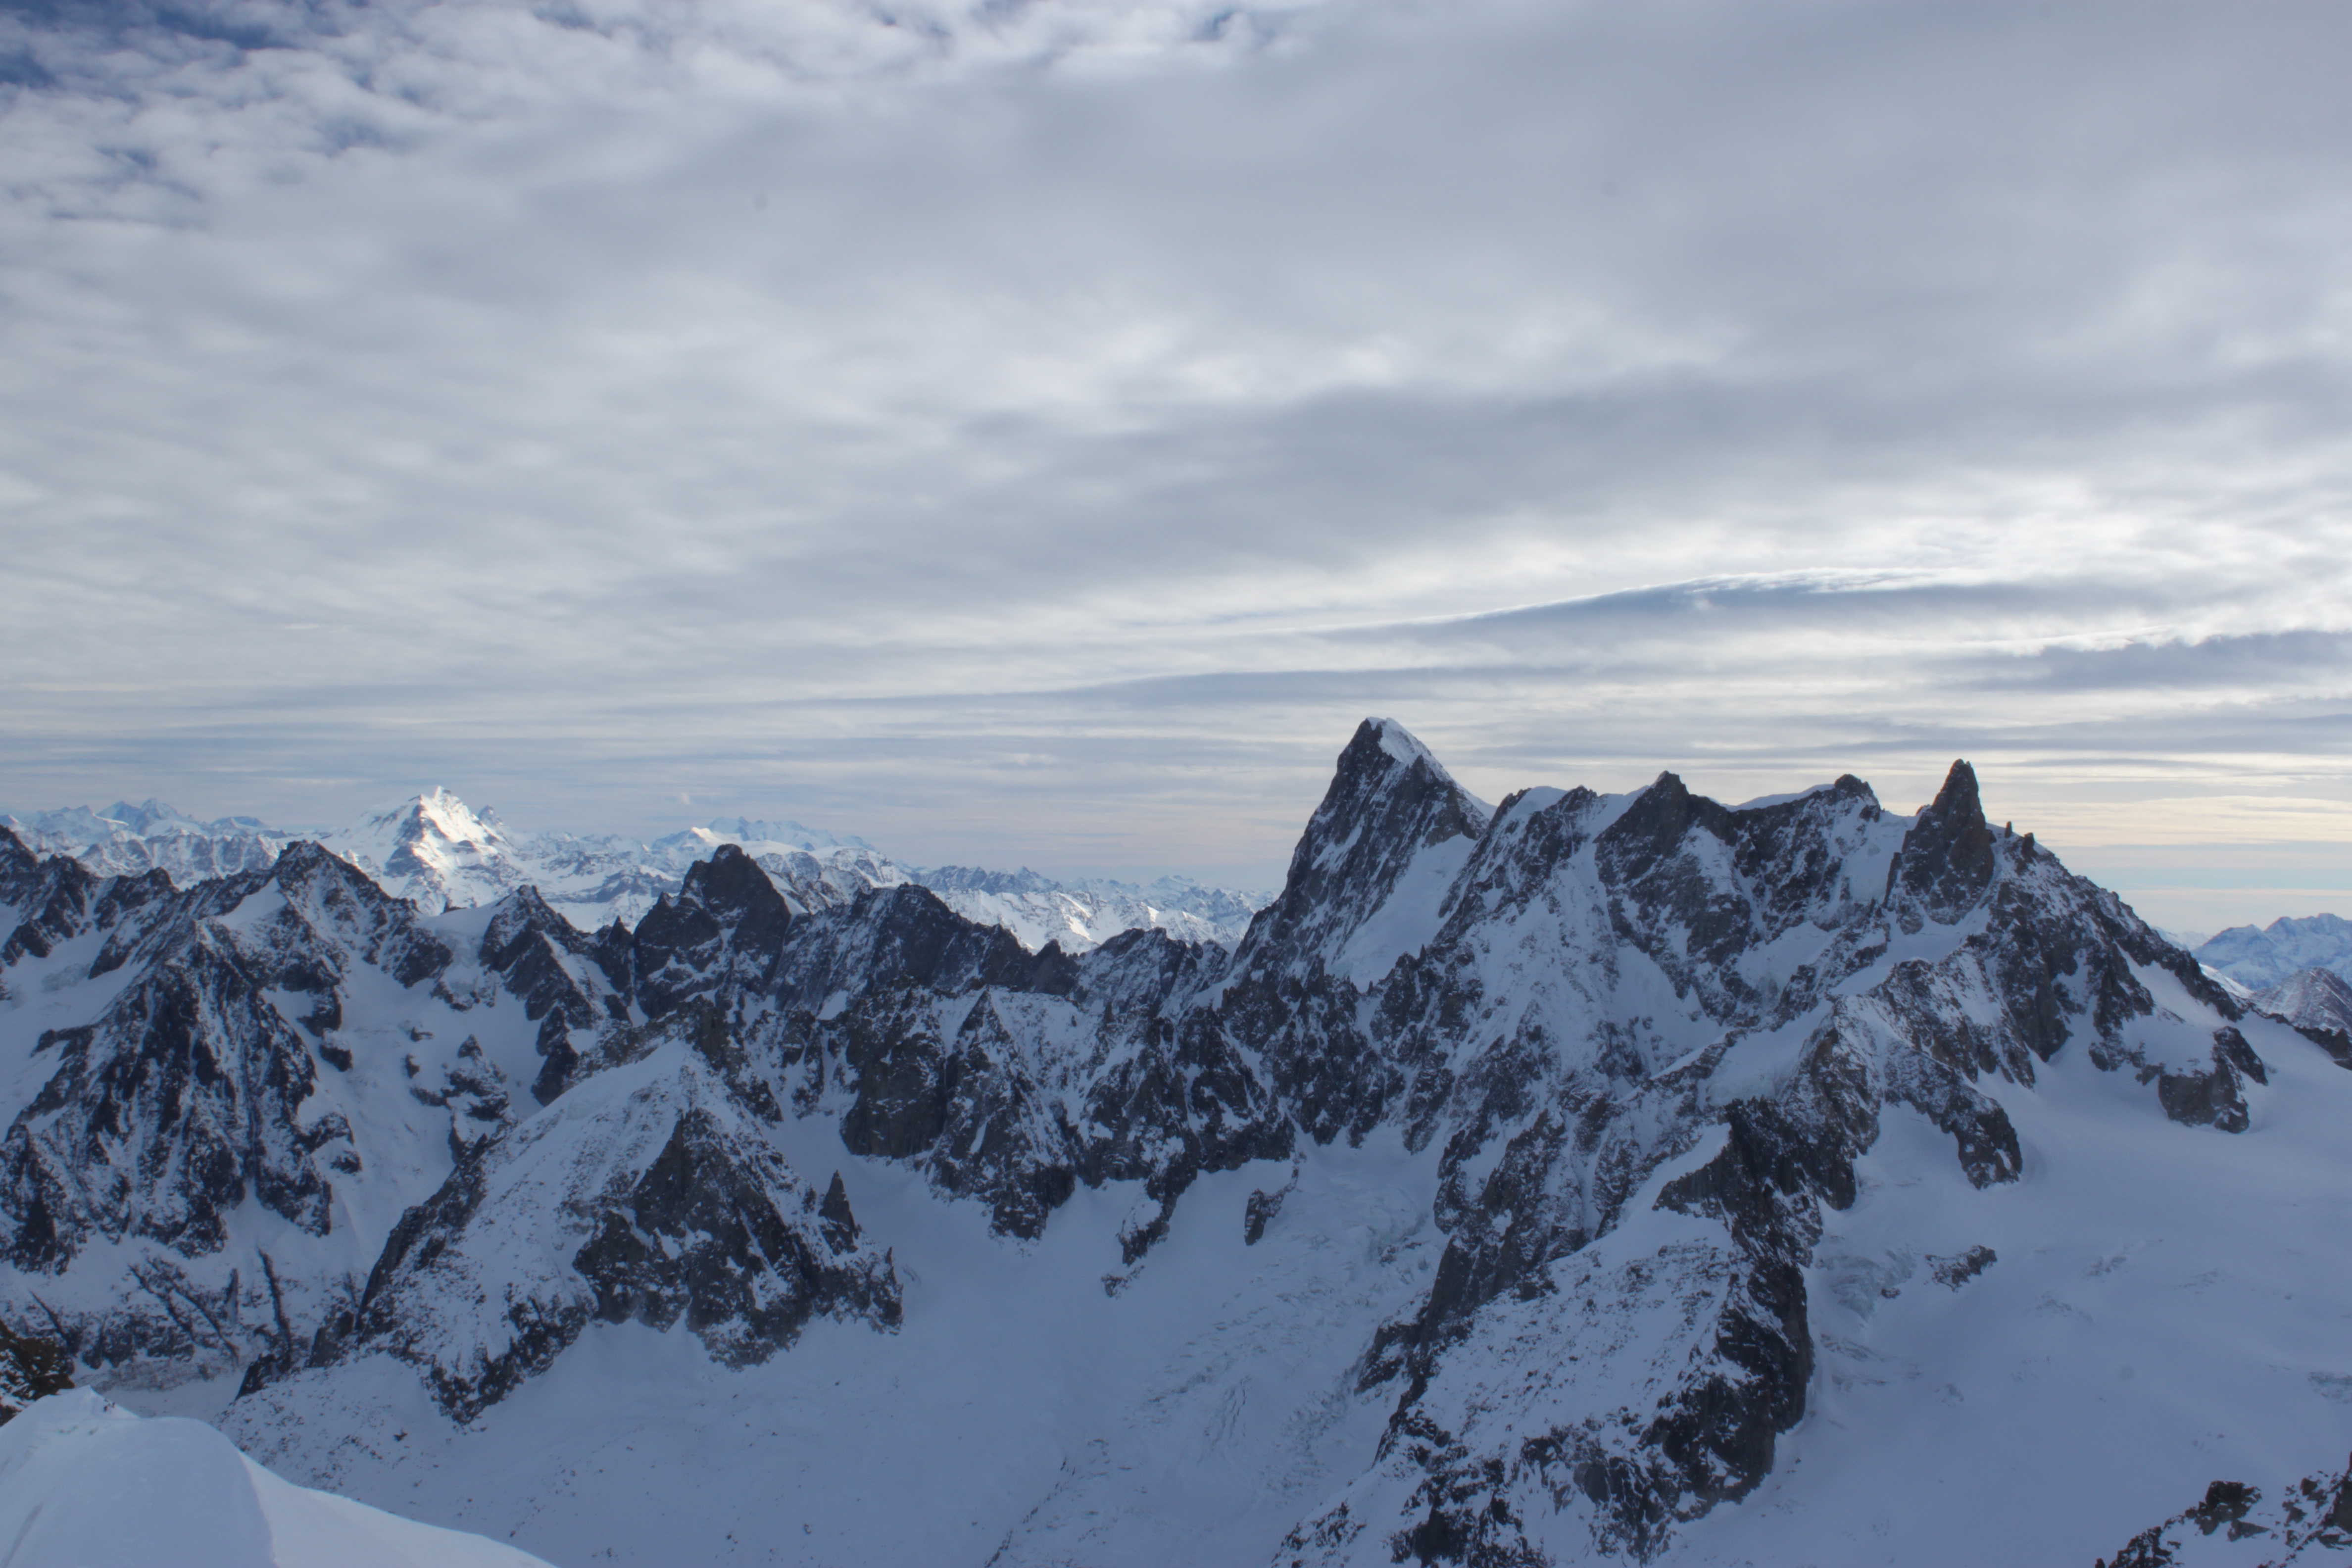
1,0,2349,928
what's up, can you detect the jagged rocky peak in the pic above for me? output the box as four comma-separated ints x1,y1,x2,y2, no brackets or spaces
259,840,455,989
0,853,102,967
1887,757,2000,926
0,837,186,973
772,881,1075,1014
0,834,571,1396
2098,1457,2352,1567
1237,717,1493,981
477,883,576,968
1270,743,2314,1563
679,842,794,935
475,885,627,1106
0,826,44,908
0,840,469,1282
6,921,335,1271
629,844,794,1022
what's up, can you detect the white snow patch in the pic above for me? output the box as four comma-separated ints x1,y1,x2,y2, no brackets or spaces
1331,832,1479,985
0,1390,551,1568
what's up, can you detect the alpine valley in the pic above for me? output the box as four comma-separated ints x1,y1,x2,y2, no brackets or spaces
4,720,2351,1567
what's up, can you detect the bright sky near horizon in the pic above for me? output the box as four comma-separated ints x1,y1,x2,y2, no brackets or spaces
3,0,2350,931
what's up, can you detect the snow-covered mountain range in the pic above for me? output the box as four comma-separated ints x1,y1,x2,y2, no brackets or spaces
3,793,1268,951
4,718,2352,1565
1,800,292,884
2196,913,2352,991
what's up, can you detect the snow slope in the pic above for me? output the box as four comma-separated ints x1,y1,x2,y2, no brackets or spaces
220,1139,1445,1568
0,1390,551,1568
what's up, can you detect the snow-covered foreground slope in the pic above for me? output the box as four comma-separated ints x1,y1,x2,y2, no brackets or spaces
10,719,2352,1565
6,793,1268,948
0,1390,551,1568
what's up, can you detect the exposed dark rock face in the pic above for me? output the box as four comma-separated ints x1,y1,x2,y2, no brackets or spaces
1619,1101,1821,1519
741,877,1266,1251
1243,1174,1292,1245
1232,718,1490,986
772,882,1076,1010
0,838,631,1389
481,886,605,1030
292,1003,899,1423
2097,1458,2352,1566
573,1101,900,1356
2148,1028,2270,1133
477,883,627,1105
1928,1244,1997,1288
1888,760,2000,928
818,1172,860,1251
265,843,455,991
827,988,1088,1240
1066,925,1228,1017
2255,968,2352,1067
630,844,794,1021
0,855,102,966
2,929,338,1268
0,845,479,1278
0,826,46,909
0,1316,73,1421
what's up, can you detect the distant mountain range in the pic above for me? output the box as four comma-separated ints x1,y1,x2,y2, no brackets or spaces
2192,913,2352,991
0,792,1267,952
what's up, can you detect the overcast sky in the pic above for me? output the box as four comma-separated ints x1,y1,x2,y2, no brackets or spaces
3,0,2349,929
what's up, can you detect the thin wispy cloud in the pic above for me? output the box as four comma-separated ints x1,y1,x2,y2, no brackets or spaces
1,0,2348,924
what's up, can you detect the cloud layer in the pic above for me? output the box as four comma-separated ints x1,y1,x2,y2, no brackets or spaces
2,0,2349,920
